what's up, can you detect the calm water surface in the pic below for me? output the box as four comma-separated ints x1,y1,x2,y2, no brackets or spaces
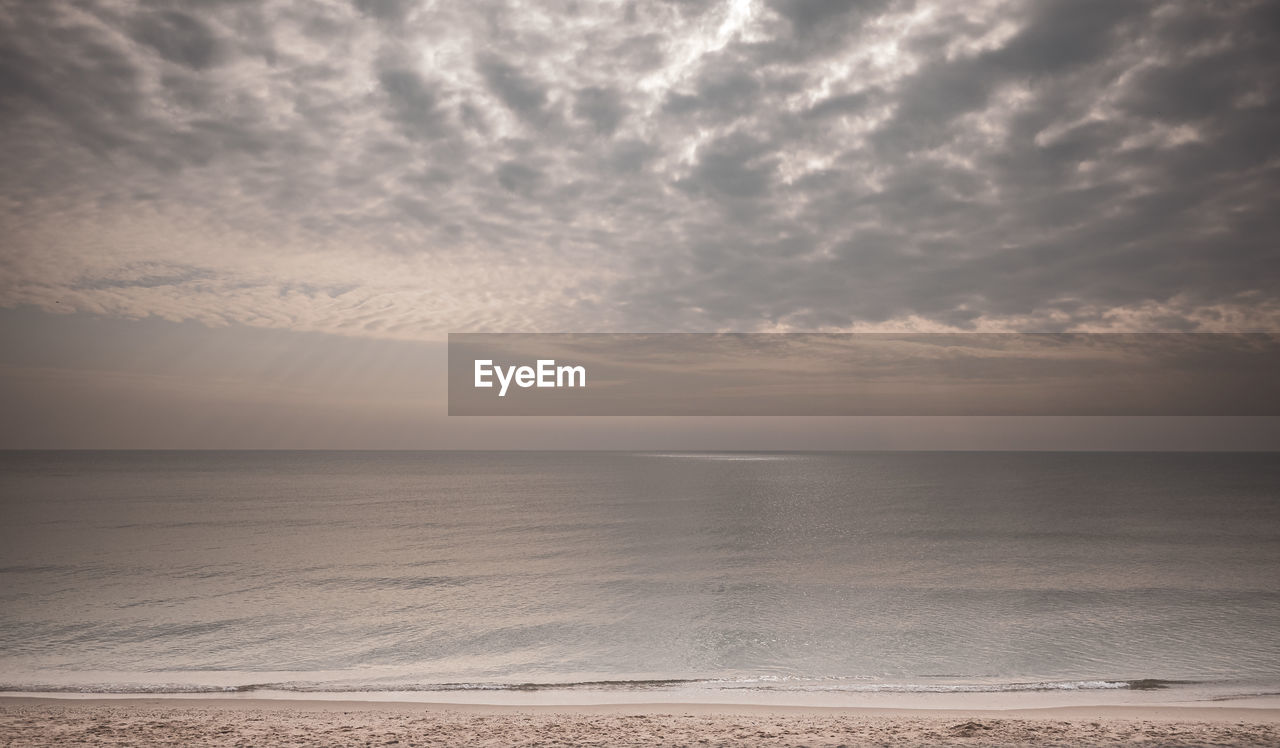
1,451,1278,700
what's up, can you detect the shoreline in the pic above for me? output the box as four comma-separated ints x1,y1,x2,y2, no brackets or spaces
5,694,1280,720
4,697,1280,746
5,683,1279,710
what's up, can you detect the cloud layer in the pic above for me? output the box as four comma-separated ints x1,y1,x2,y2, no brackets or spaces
1,0,1278,337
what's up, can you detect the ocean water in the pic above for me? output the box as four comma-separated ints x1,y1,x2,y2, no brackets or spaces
1,451,1278,703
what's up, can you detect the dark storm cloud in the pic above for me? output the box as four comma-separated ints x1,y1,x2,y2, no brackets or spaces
573,86,627,135
770,0,891,36
0,0,1277,336
678,132,777,200
378,67,448,140
0,6,144,153
477,54,551,123
496,160,543,196
663,66,760,117
354,0,414,23
804,88,881,120
129,9,225,70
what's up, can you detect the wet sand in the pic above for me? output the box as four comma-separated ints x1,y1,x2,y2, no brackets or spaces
3,697,1279,746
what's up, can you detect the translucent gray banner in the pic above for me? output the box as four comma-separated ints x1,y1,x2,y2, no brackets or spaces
447,333,1280,416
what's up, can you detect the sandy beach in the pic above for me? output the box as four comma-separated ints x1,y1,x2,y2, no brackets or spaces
3,697,1279,746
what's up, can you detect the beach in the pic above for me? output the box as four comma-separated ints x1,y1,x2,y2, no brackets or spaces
3,697,1280,746
4,452,1279,744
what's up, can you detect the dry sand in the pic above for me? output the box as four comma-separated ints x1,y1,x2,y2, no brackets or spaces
2,697,1279,746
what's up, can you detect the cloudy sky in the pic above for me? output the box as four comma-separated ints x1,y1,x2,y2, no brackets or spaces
1,0,1278,447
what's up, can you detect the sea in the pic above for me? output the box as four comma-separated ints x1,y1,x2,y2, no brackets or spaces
1,451,1278,706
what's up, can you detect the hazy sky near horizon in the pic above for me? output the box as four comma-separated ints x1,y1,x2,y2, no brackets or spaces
1,0,1278,447
3,309,1279,449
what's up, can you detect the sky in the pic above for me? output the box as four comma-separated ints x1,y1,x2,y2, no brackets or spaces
0,0,1278,448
